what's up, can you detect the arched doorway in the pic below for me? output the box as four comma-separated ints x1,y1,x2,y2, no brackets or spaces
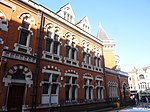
3,64,33,111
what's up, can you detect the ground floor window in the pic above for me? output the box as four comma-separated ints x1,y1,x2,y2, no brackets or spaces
65,75,78,102
41,73,59,104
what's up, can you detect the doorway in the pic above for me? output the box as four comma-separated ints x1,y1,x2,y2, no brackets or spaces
7,85,25,111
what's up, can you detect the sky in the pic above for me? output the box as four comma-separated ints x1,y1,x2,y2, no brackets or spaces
34,0,150,71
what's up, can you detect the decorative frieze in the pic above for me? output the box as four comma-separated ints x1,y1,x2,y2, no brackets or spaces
2,50,36,63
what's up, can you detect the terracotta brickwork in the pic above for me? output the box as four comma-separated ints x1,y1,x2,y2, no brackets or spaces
0,0,129,111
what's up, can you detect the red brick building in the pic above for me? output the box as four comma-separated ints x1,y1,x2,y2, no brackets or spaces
0,0,129,111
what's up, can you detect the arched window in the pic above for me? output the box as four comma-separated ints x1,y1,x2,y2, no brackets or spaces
82,40,93,70
95,76,104,100
42,24,62,62
14,12,35,54
64,32,78,66
83,74,94,100
139,74,145,79
0,11,8,31
65,72,78,102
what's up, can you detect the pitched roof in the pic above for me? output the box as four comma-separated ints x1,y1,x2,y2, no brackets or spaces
57,3,75,18
97,23,110,40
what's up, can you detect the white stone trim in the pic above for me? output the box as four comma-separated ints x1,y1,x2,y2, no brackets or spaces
42,69,61,75
0,0,16,11
65,73,78,78
19,0,103,45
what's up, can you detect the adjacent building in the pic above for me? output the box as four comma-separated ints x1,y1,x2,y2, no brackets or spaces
128,66,150,98
0,0,129,111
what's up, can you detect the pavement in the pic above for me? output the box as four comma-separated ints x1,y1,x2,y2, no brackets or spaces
108,105,150,112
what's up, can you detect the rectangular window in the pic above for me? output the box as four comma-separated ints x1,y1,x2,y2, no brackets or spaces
65,85,70,101
42,83,49,94
72,77,76,84
72,86,76,100
43,73,50,81
19,29,29,46
46,38,52,52
71,48,76,59
53,41,59,54
51,84,57,94
66,76,71,83
66,46,70,58
86,54,90,64
22,20,30,29
52,74,58,82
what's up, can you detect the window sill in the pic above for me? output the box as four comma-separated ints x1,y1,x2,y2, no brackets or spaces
64,57,79,67
14,43,32,54
42,51,62,62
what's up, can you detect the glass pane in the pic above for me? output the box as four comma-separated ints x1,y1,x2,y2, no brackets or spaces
86,54,90,64
42,83,49,94
43,73,50,81
94,57,97,66
46,38,52,52
52,74,58,82
66,46,70,58
98,58,100,67
84,79,87,85
72,77,76,84
71,48,76,59
72,86,76,100
89,87,92,99
53,41,59,54
51,84,57,94
19,29,29,45
65,85,70,101
22,20,30,29
66,76,71,83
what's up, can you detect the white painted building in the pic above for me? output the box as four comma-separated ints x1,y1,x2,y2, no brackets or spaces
128,66,150,97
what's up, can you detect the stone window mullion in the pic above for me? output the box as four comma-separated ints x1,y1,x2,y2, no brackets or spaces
50,41,53,53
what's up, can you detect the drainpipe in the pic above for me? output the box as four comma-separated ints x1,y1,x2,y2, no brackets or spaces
117,74,122,104
31,11,44,112
102,54,109,102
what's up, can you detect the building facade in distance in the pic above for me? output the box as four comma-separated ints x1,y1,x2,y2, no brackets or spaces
128,66,150,99
0,0,129,111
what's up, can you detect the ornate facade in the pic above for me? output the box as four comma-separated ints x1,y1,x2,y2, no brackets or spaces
128,66,150,98
0,0,129,111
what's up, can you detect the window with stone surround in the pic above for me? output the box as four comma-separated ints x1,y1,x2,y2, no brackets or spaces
0,11,8,31
83,75,94,101
93,50,103,72
65,73,78,102
95,77,104,100
42,24,62,62
14,12,35,54
64,33,78,66
82,41,93,70
108,81,118,99
41,73,60,104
